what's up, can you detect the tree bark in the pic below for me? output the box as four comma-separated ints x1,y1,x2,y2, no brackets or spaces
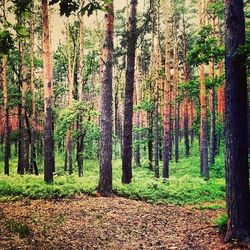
163,0,171,179
2,57,10,175
173,10,179,163
42,0,54,183
30,0,38,175
77,10,85,177
199,0,209,180
98,2,114,196
19,40,29,174
122,0,138,184
224,0,250,242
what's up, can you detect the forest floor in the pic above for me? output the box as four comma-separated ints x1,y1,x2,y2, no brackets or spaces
0,195,249,250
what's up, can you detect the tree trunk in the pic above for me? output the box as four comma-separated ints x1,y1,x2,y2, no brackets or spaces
98,2,114,196
209,12,216,166
134,53,142,167
173,11,179,163
77,11,85,177
122,0,138,184
154,95,159,178
224,0,250,242
42,0,54,183
2,57,10,175
147,111,153,171
30,1,38,175
163,0,171,179
199,0,209,180
182,14,190,157
19,40,29,174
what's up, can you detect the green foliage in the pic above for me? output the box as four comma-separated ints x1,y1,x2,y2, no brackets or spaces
0,29,13,56
50,0,113,17
55,100,98,140
188,25,224,66
207,1,224,19
0,144,226,205
214,213,228,232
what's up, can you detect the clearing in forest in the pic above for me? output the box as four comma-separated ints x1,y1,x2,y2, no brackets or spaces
0,195,245,250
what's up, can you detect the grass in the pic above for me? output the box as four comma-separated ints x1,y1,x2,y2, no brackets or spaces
0,144,226,205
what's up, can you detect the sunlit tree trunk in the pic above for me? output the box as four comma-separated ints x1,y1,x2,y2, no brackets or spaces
98,2,114,196
209,8,216,166
173,9,179,163
199,0,209,180
182,14,190,157
42,0,54,183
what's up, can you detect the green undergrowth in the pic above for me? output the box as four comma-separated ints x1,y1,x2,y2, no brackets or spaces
0,151,226,205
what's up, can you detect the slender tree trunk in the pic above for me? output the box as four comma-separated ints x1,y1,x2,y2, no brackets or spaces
163,0,171,178
98,2,114,196
199,0,209,180
154,95,159,178
77,11,85,177
182,15,190,157
2,57,10,175
134,53,141,167
209,12,216,166
19,41,29,174
147,111,153,171
122,0,138,184
173,11,179,163
224,0,250,242
42,0,54,183
30,1,38,175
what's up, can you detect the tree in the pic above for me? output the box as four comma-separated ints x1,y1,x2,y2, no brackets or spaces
122,0,138,184
2,56,10,175
198,0,209,180
98,1,114,196
163,0,171,179
42,0,54,183
29,0,38,175
224,0,250,242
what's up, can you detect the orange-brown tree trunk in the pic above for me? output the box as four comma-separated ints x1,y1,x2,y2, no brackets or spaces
42,0,54,182
199,0,209,180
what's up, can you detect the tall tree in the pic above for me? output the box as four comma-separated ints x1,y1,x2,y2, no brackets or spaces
29,0,38,175
98,2,114,196
182,11,190,157
224,0,250,242
122,0,138,184
199,0,209,180
173,4,180,163
163,0,171,179
2,56,10,175
209,3,216,166
42,0,54,183
77,5,85,177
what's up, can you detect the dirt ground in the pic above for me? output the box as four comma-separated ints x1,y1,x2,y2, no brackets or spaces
0,195,249,250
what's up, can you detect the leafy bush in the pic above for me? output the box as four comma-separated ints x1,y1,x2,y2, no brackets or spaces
214,213,228,232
